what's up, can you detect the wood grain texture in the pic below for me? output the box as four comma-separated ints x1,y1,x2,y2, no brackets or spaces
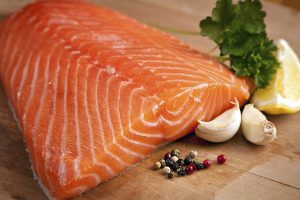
0,0,300,200
266,0,300,10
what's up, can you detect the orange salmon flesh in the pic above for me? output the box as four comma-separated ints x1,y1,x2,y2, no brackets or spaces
0,0,250,199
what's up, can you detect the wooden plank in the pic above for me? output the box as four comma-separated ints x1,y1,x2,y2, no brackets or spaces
0,0,299,200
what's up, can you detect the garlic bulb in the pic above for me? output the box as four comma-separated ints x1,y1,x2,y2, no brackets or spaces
242,104,277,145
195,98,241,142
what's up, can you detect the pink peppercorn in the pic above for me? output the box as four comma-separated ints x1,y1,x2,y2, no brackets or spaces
185,165,194,174
217,154,226,164
164,152,172,160
203,159,212,168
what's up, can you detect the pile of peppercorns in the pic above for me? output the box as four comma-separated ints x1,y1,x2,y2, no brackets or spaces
153,149,226,179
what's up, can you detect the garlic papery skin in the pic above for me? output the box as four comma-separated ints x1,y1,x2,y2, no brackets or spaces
195,98,241,143
242,104,277,145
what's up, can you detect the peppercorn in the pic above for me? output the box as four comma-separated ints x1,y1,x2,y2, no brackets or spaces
165,159,174,167
177,169,186,176
154,161,161,170
170,162,180,171
203,159,212,168
177,158,185,166
176,166,183,172
164,152,172,160
189,150,198,159
184,157,193,165
190,163,197,171
167,172,173,179
171,156,178,163
217,154,226,164
193,161,205,170
160,159,166,168
162,166,171,174
171,149,180,157
185,165,194,174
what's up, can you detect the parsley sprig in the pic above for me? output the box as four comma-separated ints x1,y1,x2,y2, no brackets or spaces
200,0,279,88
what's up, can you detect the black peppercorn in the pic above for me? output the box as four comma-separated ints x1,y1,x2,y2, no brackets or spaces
165,159,174,167
184,157,193,165
171,149,180,157
177,158,185,166
177,169,186,176
170,162,179,171
193,161,205,170
167,172,173,179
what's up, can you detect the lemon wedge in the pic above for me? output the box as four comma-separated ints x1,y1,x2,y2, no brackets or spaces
251,39,300,114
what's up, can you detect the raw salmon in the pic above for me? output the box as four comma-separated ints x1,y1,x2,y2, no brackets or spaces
0,0,250,199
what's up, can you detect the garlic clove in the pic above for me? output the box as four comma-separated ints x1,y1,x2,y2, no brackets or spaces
195,98,241,143
242,104,277,145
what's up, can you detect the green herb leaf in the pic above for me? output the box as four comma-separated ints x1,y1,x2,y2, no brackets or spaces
200,0,279,88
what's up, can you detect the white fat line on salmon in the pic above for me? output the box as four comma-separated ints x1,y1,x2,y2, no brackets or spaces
127,86,164,138
84,65,121,175
165,79,205,85
144,66,201,73
118,82,161,145
168,83,208,100
169,104,206,139
139,97,163,127
118,53,164,59
13,19,50,102
164,89,192,116
5,12,37,99
159,102,196,127
32,168,54,200
140,112,160,127
133,60,185,65
74,52,83,179
40,42,61,193
96,69,132,169
43,21,129,177
74,58,126,177
95,70,108,152
197,84,218,121
241,85,250,98
54,18,150,170
58,50,71,186
106,75,145,160
16,13,54,190
167,87,210,138
64,45,72,50
214,84,224,120
159,85,208,127
92,34,121,41
47,16,78,26
137,96,162,129
85,64,97,164
145,62,228,84
68,186,88,198
16,51,33,101
94,70,116,175
0,13,18,76
206,84,219,120
72,66,115,177
155,72,204,79
23,51,41,166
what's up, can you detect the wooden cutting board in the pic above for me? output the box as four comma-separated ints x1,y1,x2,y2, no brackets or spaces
0,0,300,199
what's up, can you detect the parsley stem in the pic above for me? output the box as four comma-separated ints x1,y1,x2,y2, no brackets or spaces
213,55,230,62
149,24,199,35
208,46,218,55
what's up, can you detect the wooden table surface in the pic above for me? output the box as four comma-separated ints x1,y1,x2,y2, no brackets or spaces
0,0,300,200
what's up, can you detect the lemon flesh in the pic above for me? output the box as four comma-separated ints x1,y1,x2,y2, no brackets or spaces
251,39,300,115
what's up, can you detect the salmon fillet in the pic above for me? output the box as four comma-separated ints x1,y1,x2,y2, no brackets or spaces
0,0,250,199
